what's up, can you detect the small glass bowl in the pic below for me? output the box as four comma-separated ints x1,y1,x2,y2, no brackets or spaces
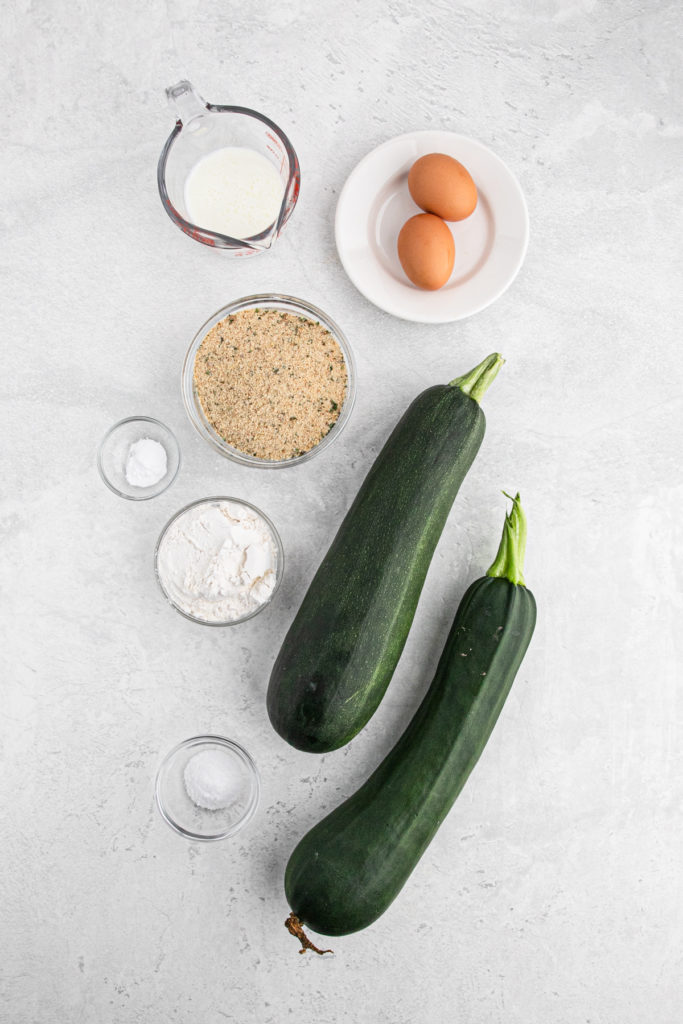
98,417,181,500
154,496,284,626
181,294,357,468
155,735,260,841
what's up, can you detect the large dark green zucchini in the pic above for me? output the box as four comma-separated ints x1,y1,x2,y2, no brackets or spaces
267,353,504,753
284,495,536,944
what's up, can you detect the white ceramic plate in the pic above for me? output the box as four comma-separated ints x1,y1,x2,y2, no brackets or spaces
335,130,529,323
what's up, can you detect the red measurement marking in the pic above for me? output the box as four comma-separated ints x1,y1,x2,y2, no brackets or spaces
183,224,216,246
266,144,286,174
266,132,286,173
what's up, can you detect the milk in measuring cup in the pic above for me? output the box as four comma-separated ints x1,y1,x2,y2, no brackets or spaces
184,147,285,239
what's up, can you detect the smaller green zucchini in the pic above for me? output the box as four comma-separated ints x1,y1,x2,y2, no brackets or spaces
284,494,536,948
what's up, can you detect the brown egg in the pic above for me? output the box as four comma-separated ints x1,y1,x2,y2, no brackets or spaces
408,153,478,221
397,213,455,290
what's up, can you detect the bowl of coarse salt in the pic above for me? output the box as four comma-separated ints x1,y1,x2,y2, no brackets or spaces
155,735,260,841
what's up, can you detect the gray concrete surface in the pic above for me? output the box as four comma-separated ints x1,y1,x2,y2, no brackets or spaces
2,1,682,1021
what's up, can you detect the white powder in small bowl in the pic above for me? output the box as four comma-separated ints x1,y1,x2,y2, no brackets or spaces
156,500,279,623
184,749,238,810
125,437,167,487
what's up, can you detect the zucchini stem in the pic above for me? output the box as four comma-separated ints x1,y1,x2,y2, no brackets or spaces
285,913,334,956
450,353,504,404
487,492,528,586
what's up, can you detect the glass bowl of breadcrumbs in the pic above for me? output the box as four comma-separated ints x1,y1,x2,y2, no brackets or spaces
182,294,356,468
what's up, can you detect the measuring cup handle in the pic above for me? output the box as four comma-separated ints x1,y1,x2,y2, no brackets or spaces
165,80,207,126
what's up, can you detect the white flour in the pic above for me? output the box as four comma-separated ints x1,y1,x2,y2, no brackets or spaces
156,500,278,623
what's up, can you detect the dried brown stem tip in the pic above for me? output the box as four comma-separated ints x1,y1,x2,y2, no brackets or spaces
285,913,333,956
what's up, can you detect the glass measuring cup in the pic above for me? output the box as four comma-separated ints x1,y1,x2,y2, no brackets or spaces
158,81,300,256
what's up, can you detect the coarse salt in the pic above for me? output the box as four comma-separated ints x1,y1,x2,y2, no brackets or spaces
184,749,238,810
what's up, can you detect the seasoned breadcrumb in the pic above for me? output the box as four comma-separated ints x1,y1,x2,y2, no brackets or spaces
194,308,347,460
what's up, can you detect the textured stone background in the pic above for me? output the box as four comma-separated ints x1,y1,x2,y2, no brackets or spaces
2,1,682,1021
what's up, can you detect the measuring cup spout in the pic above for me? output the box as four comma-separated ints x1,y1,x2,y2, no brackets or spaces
166,80,207,127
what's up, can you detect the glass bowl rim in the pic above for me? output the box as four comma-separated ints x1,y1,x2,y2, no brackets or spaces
181,293,357,469
97,416,181,501
155,733,261,842
154,495,284,626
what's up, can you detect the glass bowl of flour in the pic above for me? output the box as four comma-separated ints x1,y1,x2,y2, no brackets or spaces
154,496,284,626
